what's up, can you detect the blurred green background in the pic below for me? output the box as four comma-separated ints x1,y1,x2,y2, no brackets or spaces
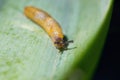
0,0,113,80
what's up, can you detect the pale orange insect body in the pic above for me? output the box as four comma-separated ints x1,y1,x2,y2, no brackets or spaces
24,6,73,52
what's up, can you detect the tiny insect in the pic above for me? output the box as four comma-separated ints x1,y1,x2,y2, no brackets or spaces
24,6,73,52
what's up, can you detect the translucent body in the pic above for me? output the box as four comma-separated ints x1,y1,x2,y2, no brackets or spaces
24,6,68,51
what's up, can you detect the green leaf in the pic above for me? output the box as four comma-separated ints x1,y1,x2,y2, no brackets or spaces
0,0,113,80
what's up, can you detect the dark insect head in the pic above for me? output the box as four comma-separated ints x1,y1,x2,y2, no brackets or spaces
54,36,74,53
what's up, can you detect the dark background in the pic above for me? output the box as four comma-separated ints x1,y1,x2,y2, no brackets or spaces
93,0,120,80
